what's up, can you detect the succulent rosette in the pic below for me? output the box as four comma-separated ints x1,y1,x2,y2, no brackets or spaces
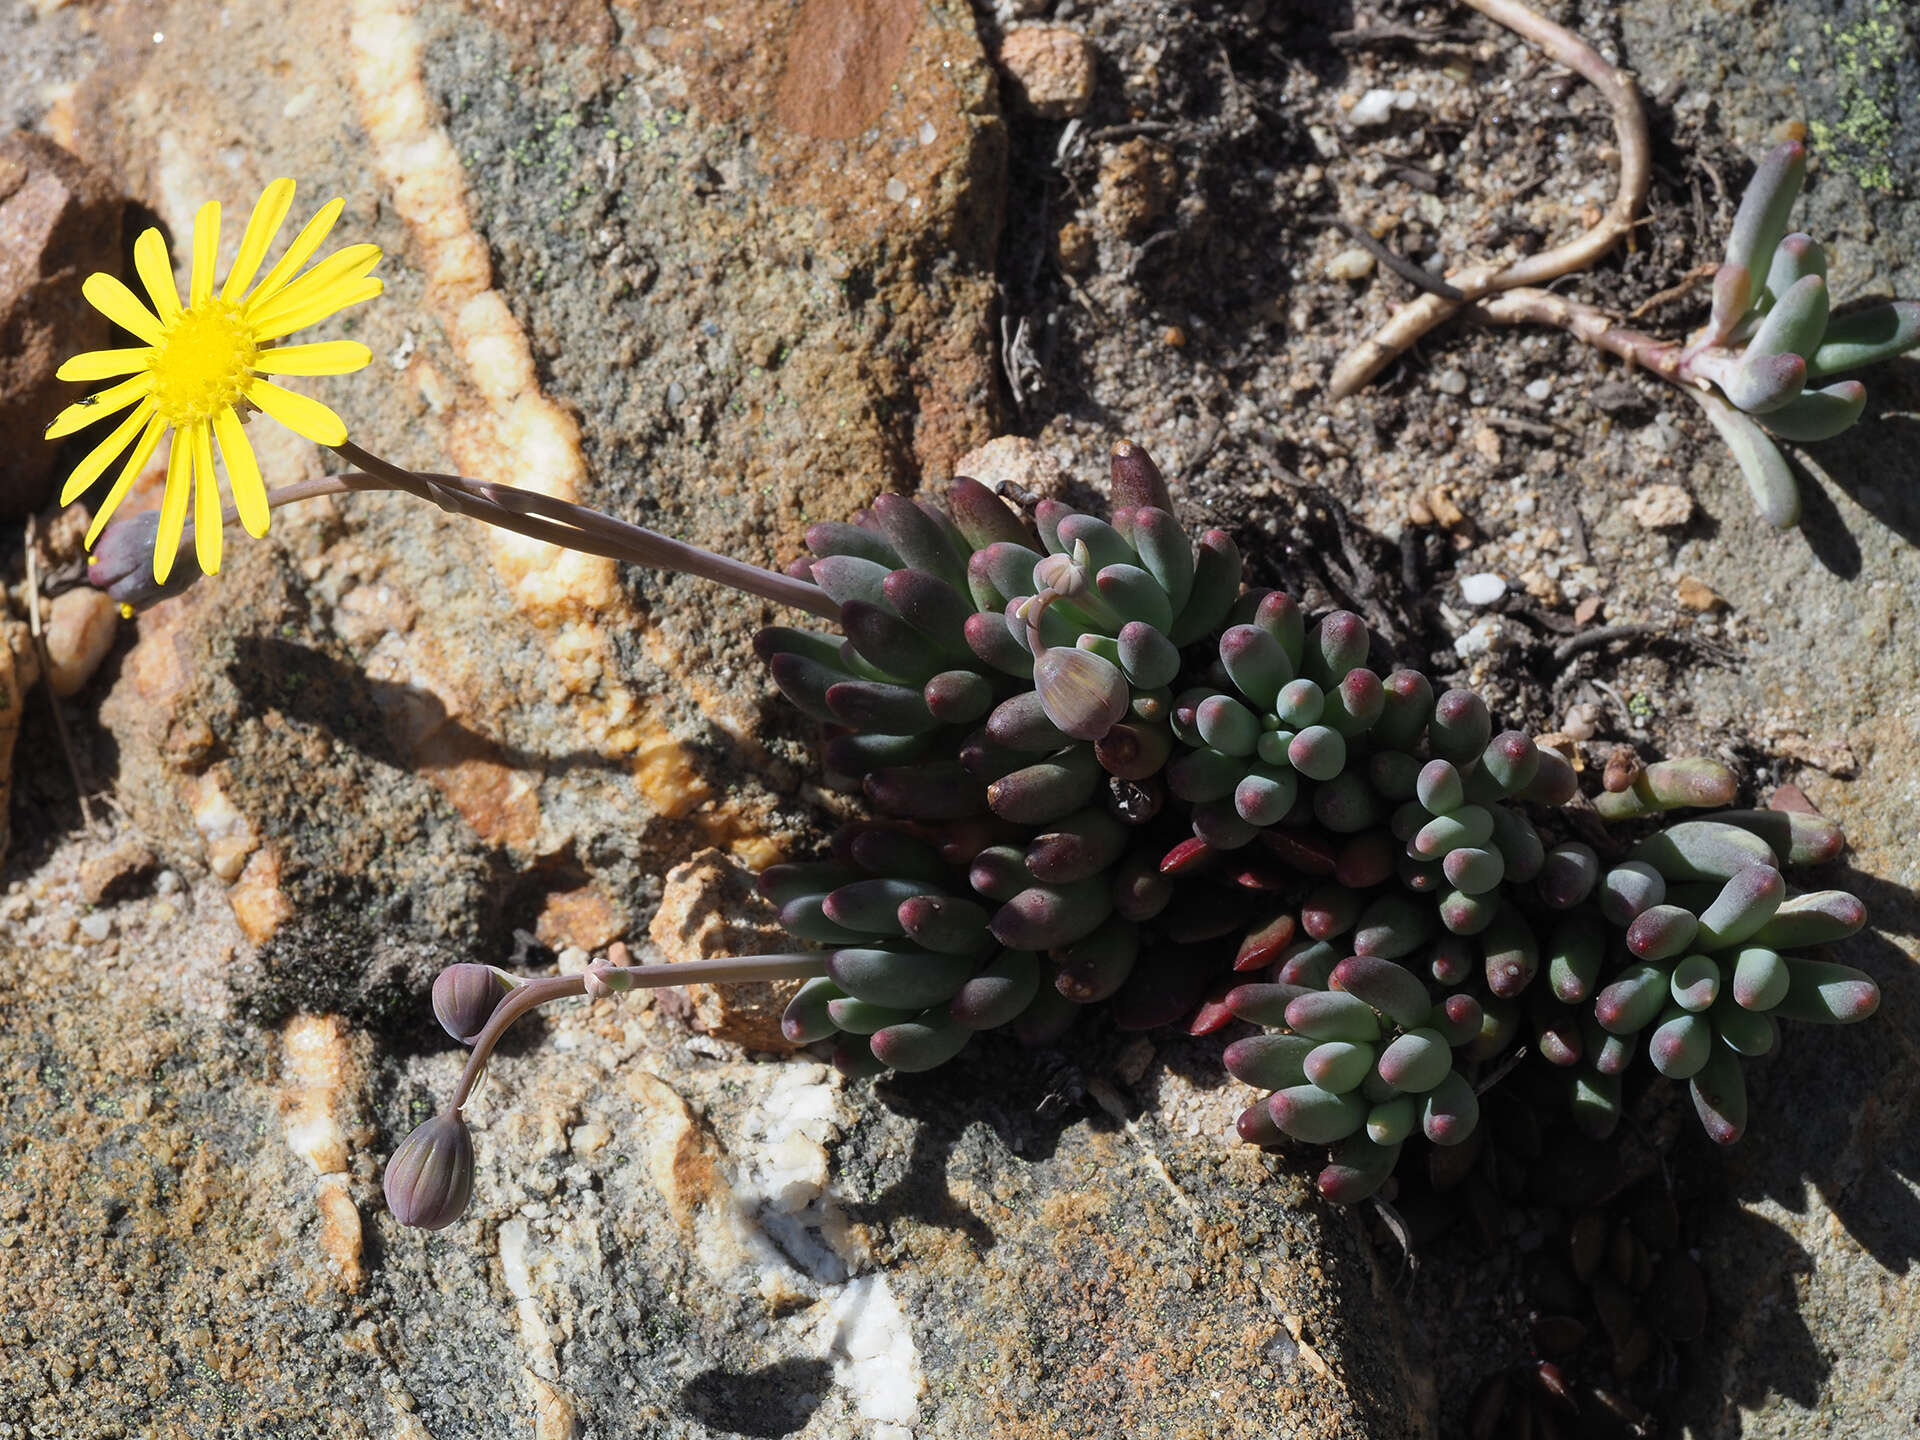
761,444,1879,1204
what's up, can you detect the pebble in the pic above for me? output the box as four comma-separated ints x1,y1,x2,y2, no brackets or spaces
1325,247,1376,281
1624,483,1694,530
1525,378,1553,401
1434,368,1469,396
1675,576,1726,612
1349,88,1404,127
1460,572,1508,605
79,912,112,941
1453,616,1503,659
1562,703,1603,741
43,587,120,697
997,26,1097,119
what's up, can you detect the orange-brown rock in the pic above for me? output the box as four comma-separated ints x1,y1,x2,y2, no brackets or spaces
42,586,119,697
536,883,628,954
996,26,1097,119
1097,137,1176,240
649,848,802,1052
0,132,122,520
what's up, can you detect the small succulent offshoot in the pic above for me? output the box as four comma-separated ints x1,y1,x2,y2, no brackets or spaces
1471,143,1919,529
1676,141,1919,525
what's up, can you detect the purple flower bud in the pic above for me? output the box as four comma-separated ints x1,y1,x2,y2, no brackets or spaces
1033,544,1092,598
88,509,203,612
432,964,506,1043
384,1112,476,1231
1032,646,1128,741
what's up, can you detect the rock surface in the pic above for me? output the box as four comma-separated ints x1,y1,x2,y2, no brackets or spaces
995,25,1096,120
0,131,122,521
5,0,1920,1436
0,0,1428,1437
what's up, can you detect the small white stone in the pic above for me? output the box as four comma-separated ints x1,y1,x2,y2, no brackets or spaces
1434,368,1469,396
1453,617,1502,659
79,912,113,941
1524,378,1553,401
1460,572,1508,606
1325,247,1375,281
1349,88,1401,127
1562,702,1601,741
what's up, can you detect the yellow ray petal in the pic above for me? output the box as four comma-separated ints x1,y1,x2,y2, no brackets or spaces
152,431,194,585
132,228,182,323
60,398,157,506
191,422,222,576
189,201,221,307
252,277,386,343
223,178,295,301
253,341,373,377
246,378,348,446
82,272,165,346
45,372,154,440
243,197,344,312
82,417,170,552
83,411,170,550
57,347,154,383
247,244,382,328
213,408,269,538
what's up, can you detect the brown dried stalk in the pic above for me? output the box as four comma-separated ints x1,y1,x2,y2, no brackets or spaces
1328,0,1652,399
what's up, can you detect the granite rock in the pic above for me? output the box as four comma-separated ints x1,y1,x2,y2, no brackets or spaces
0,131,122,521
0,0,1428,1436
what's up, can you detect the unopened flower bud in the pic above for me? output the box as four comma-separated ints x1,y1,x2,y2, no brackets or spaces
383,1111,476,1231
1033,645,1128,741
432,963,506,1043
1033,540,1092,599
88,509,203,613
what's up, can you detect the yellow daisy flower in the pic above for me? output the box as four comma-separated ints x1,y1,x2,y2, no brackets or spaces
45,178,383,584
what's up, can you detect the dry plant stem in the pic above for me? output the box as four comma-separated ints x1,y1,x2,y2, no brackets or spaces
1471,285,1800,517
330,441,842,622
448,952,829,1110
1474,287,1682,380
1328,0,1652,398
21,517,95,831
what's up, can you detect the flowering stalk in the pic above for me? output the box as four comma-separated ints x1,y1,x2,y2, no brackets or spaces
92,440,841,622
445,952,827,1109
386,951,827,1230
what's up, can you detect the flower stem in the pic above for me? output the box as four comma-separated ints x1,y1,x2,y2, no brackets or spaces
330,441,841,620
448,953,829,1110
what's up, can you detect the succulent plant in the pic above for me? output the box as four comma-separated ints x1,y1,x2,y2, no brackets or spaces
1675,141,1920,527
757,444,1236,1074
1468,140,1920,530
41,165,1883,1243
756,443,1880,1208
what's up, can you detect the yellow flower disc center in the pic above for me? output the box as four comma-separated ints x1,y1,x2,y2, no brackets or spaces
149,299,259,426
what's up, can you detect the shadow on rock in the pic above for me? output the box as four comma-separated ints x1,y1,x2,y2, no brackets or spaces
677,1357,831,1438
839,1035,1104,1254
228,635,633,780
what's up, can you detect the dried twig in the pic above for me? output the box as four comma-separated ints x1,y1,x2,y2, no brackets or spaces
1628,263,1716,319
1328,23,1477,49
1329,0,1651,398
1081,120,1178,145
1553,621,1662,664
22,516,96,831
1310,214,1466,301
